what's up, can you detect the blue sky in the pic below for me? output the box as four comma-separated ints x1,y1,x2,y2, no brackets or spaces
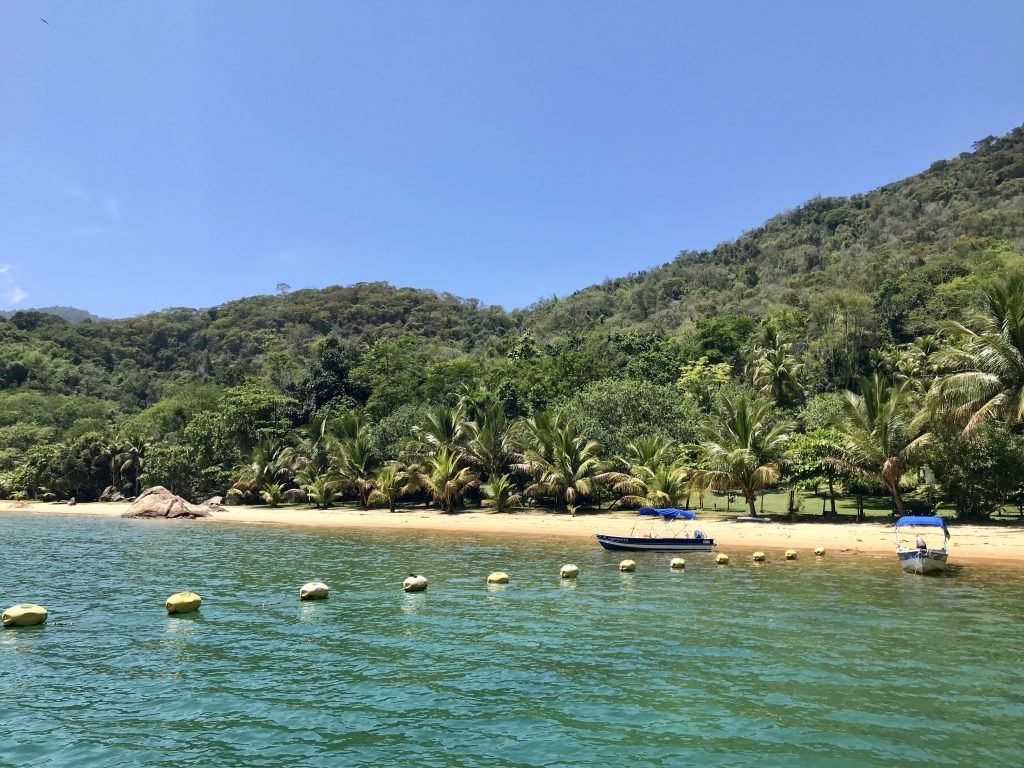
1,1,1022,317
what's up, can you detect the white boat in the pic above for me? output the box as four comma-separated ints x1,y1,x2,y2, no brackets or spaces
895,515,950,575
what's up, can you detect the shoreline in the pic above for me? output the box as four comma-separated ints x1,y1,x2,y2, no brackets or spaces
3,501,1024,565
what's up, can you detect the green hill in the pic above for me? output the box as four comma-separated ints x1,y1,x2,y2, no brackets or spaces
1,123,1022,504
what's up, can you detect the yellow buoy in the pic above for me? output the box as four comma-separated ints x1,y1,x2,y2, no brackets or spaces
486,571,510,584
2,603,48,627
752,551,767,562
785,549,798,560
619,559,636,572
165,591,202,614
560,564,579,579
402,574,429,592
669,557,686,570
300,581,329,600
815,547,826,557
716,553,730,565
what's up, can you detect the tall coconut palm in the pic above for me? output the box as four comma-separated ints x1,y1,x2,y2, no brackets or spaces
832,373,929,513
408,403,470,463
335,434,376,509
928,276,1024,433
462,405,522,480
618,435,678,472
232,438,291,498
748,341,805,407
111,435,149,497
692,393,793,517
416,447,476,513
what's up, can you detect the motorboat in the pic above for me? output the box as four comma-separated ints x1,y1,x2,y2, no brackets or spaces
895,515,950,575
595,507,715,552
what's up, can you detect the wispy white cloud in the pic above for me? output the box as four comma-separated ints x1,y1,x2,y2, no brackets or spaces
0,264,27,307
102,196,122,220
59,180,88,200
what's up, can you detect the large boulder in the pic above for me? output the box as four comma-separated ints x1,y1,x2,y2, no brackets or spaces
99,485,125,503
122,486,210,519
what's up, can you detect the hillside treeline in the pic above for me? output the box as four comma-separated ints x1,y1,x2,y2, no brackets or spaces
1,125,1023,517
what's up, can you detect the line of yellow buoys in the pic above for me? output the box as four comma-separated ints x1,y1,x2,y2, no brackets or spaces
2,548,827,625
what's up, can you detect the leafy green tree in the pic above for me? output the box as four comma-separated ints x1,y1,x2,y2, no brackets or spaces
692,393,793,517
561,379,700,458
677,357,732,412
784,429,846,517
925,423,1024,518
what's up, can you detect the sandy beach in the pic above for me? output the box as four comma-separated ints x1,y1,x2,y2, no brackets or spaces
4,500,1024,565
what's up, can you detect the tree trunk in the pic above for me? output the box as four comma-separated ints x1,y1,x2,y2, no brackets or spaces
745,491,757,517
828,478,837,518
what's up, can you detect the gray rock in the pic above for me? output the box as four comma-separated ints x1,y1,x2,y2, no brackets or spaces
122,486,210,520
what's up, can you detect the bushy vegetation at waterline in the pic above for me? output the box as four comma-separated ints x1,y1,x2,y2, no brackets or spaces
2,125,1024,519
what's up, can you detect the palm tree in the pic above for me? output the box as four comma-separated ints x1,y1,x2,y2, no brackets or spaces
368,463,414,513
411,403,469,454
260,482,286,508
748,341,805,407
282,417,334,479
303,474,339,509
480,473,522,513
416,447,476,513
692,393,793,517
618,435,677,472
335,434,376,509
232,438,290,499
832,373,930,514
928,276,1024,433
523,417,607,510
462,405,522,480
611,463,691,509
111,435,149,496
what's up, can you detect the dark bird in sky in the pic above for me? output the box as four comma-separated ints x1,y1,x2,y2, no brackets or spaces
40,18,49,25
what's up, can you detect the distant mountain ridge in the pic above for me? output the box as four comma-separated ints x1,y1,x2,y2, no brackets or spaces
0,306,103,323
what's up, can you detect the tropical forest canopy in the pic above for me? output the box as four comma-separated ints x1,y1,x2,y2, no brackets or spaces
3,124,1024,518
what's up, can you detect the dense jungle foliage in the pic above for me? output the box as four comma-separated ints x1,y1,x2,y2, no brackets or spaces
3,124,1024,518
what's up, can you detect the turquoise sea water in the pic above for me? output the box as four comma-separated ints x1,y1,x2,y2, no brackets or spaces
2,513,1023,767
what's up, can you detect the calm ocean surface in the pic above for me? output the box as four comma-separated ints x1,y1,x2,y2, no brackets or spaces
2,513,1023,767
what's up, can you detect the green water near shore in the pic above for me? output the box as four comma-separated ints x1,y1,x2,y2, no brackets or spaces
2,513,1023,767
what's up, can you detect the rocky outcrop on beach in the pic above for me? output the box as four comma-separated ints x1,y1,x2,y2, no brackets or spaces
122,486,210,519
99,485,125,502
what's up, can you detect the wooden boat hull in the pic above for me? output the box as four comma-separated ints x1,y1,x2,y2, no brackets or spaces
595,534,715,553
898,548,948,575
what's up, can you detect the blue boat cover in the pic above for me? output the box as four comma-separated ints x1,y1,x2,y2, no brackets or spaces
895,515,948,531
638,507,696,521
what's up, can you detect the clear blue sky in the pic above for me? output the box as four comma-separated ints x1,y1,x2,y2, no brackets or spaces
1,1,1022,317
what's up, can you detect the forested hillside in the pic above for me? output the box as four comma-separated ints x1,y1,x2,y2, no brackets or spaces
3,124,1023,515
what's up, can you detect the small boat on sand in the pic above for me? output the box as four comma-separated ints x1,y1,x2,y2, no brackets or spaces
595,508,715,552
895,515,950,575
